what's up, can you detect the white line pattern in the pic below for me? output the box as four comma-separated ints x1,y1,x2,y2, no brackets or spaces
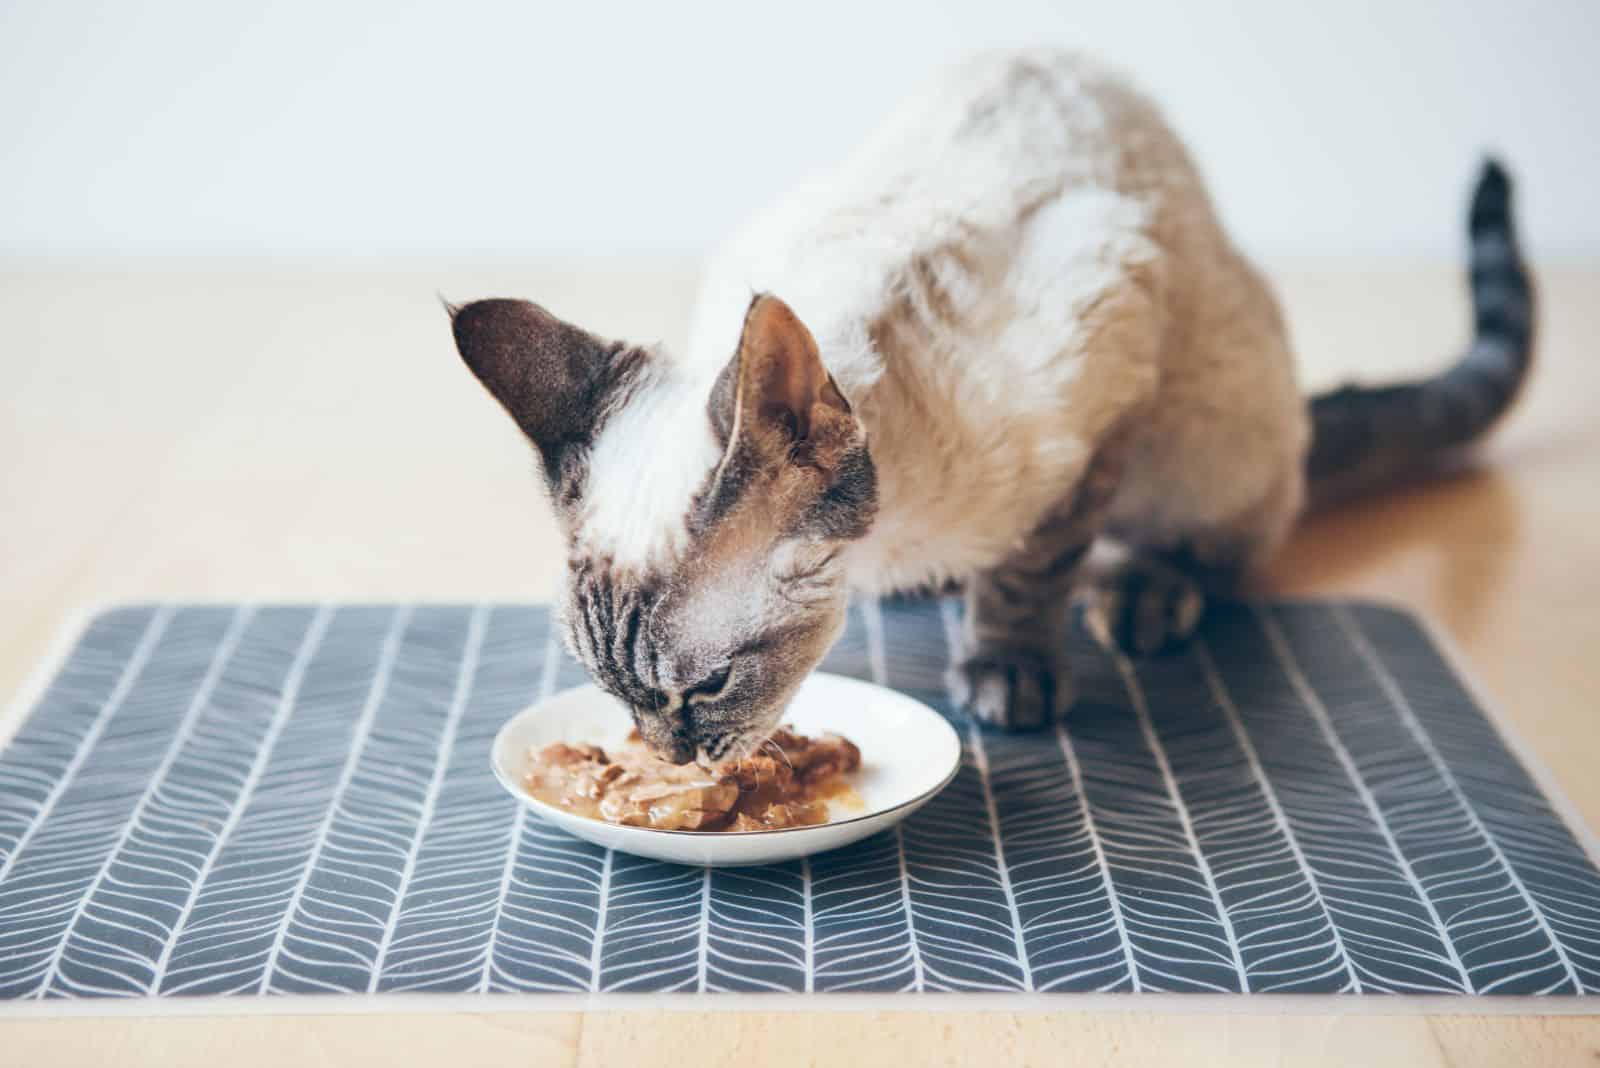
1254,605,1474,993
259,606,411,994
479,609,609,993
1332,603,1600,994
151,605,336,994
938,600,1034,991
481,614,564,994
864,598,926,992
0,606,174,888
368,604,489,991
1054,723,1140,992
1114,654,1250,992
801,856,815,994
1193,639,1363,993
2,598,1599,1001
1333,604,1584,994
474,614,571,994
35,606,256,998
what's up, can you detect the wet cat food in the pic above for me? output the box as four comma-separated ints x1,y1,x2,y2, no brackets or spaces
524,727,861,832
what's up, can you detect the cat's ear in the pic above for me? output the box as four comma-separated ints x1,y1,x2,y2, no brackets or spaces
449,298,641,493
709,294,854,460
704,294,876,539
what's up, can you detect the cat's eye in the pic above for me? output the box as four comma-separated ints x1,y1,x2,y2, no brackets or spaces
684,664,733,704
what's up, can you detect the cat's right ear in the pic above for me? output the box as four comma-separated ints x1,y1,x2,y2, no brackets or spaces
448,298,642,496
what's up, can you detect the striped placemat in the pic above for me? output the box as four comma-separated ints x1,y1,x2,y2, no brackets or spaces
1,598,1597,1005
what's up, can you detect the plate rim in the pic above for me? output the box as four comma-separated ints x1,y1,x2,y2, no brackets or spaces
489,671,963,839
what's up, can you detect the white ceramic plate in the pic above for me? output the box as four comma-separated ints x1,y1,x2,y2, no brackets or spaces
490,672,962,867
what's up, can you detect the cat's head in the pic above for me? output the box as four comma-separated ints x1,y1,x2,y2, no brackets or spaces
450,293,876,764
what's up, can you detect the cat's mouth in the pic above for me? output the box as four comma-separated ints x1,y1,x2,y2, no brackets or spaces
694,726,774,769
694,735,744,769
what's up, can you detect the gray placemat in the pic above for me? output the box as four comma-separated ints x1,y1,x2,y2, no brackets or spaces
1,598,1597,1001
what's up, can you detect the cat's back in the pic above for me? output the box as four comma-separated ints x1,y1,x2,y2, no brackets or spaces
688,52,1227,590
687,50,1182,385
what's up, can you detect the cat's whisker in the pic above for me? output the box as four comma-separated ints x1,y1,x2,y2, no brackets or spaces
762,737,794,774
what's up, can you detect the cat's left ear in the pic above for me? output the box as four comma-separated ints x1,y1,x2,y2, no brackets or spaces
704,294,876,538
708,294,856,462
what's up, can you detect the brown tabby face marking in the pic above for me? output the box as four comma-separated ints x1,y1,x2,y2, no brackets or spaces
451,294,876,763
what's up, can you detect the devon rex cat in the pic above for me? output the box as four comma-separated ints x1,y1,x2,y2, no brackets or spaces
447,50,1532,764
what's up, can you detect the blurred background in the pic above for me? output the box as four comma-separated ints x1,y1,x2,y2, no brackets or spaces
3,0,1598,707
3,0,1597,261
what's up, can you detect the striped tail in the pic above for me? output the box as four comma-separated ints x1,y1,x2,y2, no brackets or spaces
1306,160,1535,508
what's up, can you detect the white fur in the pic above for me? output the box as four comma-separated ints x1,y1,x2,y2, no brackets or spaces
605,49,1309,586
579,362,723,566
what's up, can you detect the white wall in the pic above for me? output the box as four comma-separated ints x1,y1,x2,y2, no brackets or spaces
2,0,1595,260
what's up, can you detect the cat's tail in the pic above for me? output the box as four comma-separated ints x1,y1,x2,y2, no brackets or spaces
1304,160,1534,508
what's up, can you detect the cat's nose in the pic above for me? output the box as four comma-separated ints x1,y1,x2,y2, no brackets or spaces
632,704,695,764
654,736,697,765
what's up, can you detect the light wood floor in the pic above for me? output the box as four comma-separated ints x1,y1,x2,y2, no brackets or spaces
3,259,1597,1065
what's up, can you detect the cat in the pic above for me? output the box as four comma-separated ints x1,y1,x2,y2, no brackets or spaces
447,49,1532,764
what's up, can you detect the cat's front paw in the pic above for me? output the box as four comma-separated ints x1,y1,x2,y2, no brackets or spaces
947,646,1073,730
1085,558,1205,656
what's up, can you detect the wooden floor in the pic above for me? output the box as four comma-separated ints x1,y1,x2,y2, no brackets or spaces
3,259,1598,1065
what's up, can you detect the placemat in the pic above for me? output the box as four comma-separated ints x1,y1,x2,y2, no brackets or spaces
1,599,1597,1004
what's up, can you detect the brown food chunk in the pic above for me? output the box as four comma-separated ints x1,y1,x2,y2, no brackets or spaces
764,728,862,783
540,742,608,767
524,725,859,833
723,754,793,793
600,779,740,830
731,800,831,832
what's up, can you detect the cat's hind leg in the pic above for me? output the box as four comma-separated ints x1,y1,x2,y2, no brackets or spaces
1081,549,1209,656
1088,465,1302,656
947,447,1123,728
